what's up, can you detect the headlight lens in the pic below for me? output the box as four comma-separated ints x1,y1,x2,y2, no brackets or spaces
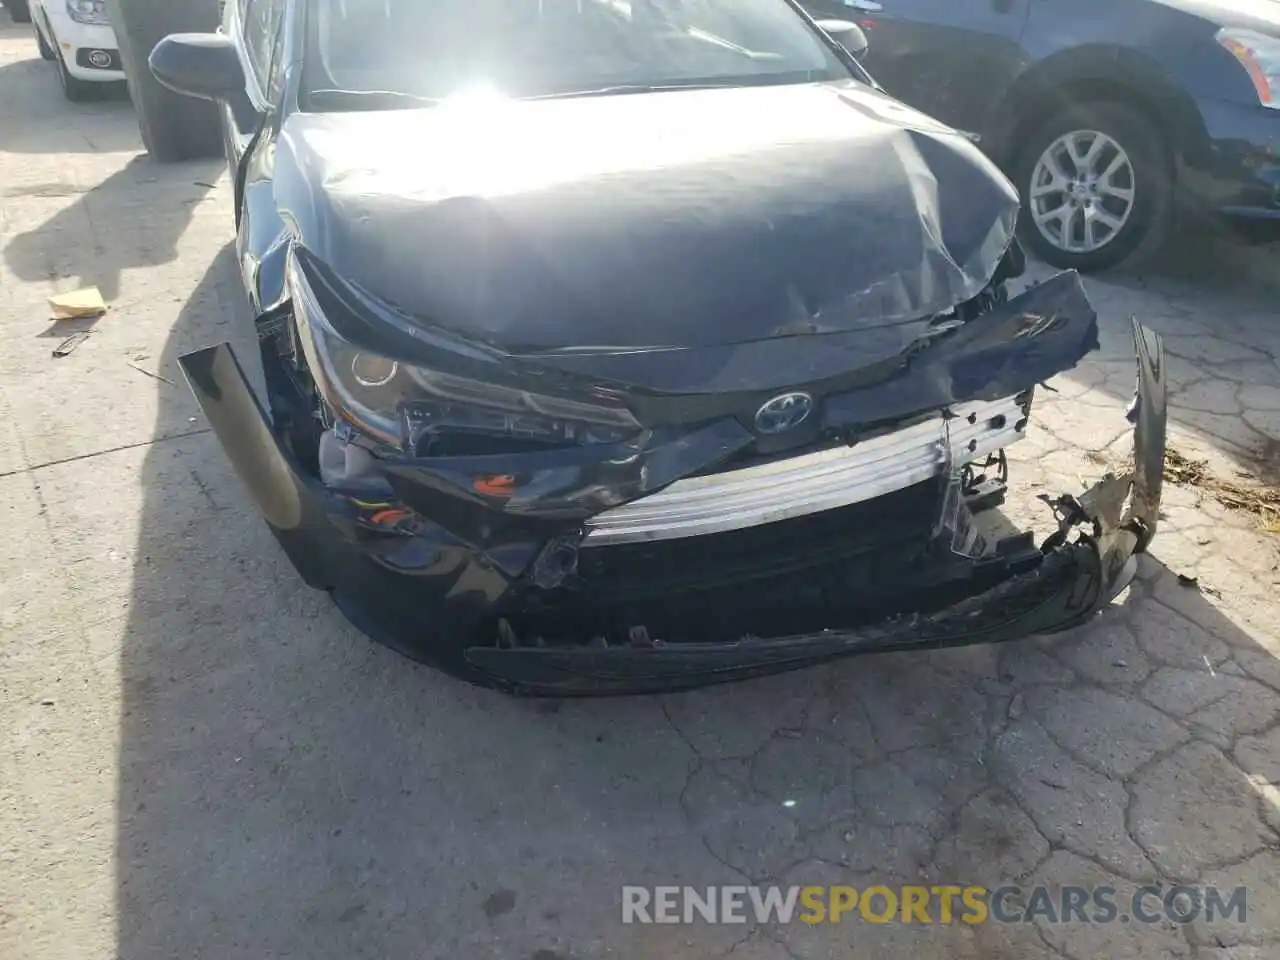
286,255,641,455
1217,28,1280,110
66,0,110,25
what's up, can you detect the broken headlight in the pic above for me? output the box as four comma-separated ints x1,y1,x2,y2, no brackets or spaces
286,254,641,455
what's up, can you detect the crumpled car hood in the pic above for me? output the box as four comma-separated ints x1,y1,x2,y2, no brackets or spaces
273,80,1019,352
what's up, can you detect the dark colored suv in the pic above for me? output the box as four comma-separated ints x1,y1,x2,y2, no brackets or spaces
803,0,1280,270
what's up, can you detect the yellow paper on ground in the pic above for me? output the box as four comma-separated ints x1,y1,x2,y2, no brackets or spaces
48,287,106,319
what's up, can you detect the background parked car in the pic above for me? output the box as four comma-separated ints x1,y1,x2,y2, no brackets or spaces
802,0,1280,271
27,0,125,100
5,0,32,23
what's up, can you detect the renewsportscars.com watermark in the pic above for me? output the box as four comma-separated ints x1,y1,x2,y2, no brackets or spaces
622,885,1248,926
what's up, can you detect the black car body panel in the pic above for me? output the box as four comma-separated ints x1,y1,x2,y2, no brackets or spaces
273,82,1018,353
291,246,1092,436
178,284,1166,695
159,0,1171,693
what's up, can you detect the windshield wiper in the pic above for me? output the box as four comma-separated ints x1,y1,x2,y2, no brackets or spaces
306,88,439,111
306,73,818,110
526,79,764,100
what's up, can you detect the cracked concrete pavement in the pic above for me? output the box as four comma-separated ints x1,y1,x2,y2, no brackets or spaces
3,20,1280,960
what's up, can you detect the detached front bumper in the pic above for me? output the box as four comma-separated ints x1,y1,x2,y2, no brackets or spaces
179,317,1165,696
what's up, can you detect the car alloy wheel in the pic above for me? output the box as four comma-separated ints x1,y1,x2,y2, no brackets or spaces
1028,129,1136,256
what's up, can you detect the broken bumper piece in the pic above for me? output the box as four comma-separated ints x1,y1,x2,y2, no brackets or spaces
179,320,1165,697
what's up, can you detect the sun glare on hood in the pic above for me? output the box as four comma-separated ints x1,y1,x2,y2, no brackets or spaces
296,83,932,204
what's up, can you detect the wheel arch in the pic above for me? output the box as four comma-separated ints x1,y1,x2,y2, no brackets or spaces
34,1,57,43
983,45,1209,175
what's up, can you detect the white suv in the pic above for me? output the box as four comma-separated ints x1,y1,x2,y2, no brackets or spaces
31,0,125,101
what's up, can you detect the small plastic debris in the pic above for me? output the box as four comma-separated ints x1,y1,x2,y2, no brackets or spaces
497,619,517,650
48,287,106,319
126,361,174,386
628,625,655,649
1007,693,1025,720
1177,574,1199,588
52,330,91,357
40,699,54,706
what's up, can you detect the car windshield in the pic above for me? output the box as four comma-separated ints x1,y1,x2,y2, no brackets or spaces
303,0,850,106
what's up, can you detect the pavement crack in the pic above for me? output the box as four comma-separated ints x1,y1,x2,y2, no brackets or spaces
1119,735,1202,788
673,755,754,885
657,696,702,758
0,427,212,478
759,926,804,960
725,926,763,956
1034,921,1079,960
189,469,224,512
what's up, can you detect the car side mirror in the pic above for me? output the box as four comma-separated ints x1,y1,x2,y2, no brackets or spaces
149,32,247,102
815,19,869,60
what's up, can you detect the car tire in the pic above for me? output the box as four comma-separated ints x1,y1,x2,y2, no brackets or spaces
103,0,223,162
57,51,97,102
7,0,32,24
35,21,55,60
1012,101,1173,272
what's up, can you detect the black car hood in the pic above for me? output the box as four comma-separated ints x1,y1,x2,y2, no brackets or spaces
274,81,1019,354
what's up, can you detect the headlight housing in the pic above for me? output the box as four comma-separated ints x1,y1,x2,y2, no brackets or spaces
1217,28,1280,110
286,253,641,456
66,0,110,25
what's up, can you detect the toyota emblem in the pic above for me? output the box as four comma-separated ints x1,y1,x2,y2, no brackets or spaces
754,392,814,434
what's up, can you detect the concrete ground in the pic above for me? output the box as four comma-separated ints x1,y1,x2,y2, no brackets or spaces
3,19,1280,960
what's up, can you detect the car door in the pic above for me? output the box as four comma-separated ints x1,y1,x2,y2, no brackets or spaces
801,0,1032,139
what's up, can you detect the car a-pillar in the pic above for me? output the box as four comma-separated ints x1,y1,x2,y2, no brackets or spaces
104,0,224,161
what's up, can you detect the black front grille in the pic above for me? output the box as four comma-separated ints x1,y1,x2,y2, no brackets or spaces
584,479,939,596
509,479,953,644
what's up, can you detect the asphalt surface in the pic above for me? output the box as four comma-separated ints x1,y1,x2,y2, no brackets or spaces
3,19,1280,960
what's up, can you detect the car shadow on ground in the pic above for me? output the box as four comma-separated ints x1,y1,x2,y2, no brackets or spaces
0,52,136,155
3,155,218,301
110,243,1280,958
1116,229,1280,299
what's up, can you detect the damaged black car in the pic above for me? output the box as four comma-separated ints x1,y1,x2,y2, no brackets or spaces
149,0,1168,695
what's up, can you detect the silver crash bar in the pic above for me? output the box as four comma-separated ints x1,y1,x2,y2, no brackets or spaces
584,394,1028,545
